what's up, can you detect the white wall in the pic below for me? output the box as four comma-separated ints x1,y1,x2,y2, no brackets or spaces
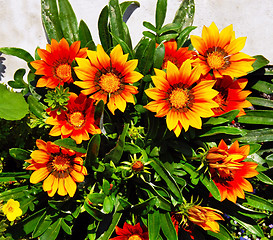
0,0,272,84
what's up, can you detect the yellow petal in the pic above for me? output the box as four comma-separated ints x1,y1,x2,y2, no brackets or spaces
64,176,77,197
57,178,67,196
30,167,50,184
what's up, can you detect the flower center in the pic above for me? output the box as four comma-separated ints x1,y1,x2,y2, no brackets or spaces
132,161,144,172
8,206,14,212
99,73,120,93
128,235,142,240
69,112,85,128
56,63,71,80
206,47,230,70
52,155,71,172
169,88,189,109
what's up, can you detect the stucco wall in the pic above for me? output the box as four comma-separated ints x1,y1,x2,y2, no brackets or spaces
0,0,272,83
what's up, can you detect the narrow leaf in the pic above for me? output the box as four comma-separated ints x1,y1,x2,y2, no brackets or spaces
199,126,247,137
155,0,167,30
98,6,112,50
236,128,273,143
251,80,273,94
0,47,34,62
120,1,140,16
148,210,160,240
160,212,178,240
176,26,196,48
86,134,101,166
173,0,195,29
40,218,62,240
244,192,273,211
238,110,273,125
207,223,234,240
27,95,46,119
0,172,30,182
32,211,53,238
153,42,165,69
249,55,269,73
248,97,273,108
54,138,86,153
79,20,95,49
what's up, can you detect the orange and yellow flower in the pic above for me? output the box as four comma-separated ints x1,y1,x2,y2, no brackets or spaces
74,44,143,114
26,139,87,197
144,60,219,137
110,222,149,240
160,40,196,69
2,199,22,221
46,93,101,144
210,75,252,117
31,38,87,88
206,139,259,203
171,204,223,237
190,22,255,79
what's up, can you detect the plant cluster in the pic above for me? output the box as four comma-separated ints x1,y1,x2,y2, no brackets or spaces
0,0,272,239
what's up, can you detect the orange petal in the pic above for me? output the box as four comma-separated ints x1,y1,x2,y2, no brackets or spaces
30,167,50,184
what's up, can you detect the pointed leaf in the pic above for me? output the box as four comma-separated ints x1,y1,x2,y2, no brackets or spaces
40,218,62,240
79,20,95,49
177,26,196,48
236,128,273,143
249,55,269,73
160,212,178,240
200,126,247,137
32,211,53,238
86,134,101,167
148,210,160,240
58,0,79,44
41,0,63,41
153,42,165,69
9,148,31,161
173,0,195,29
98,6,112,51
27,95,46,118
54,138,86,153
248,97,273,108
238,110,273,125
155,0,167,30
200,173,221,201
120,1,140,16
251,80,273,94
0,47,34,63
244,192,273,211
0,172,30,182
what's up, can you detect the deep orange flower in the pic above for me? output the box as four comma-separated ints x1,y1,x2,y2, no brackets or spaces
171,205,223,237
110,222,149,240
46,93,101,144
160,40,196,69
74,44,143,114
190,22,255,79
211,75,252,117
207,139,259,203
144,60,219,137
31,38,87,88
26,139,87,197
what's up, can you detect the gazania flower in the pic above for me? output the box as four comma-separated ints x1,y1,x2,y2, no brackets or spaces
160,40,196,69
46,93,101,144
171,204,223,237
74,44,143,114
144,60,219,137
2,199,22,221
211,76,252,117
206,139,259,203
110,222,149,240
26,139,87,197
31,38,87,88
190,22,255,79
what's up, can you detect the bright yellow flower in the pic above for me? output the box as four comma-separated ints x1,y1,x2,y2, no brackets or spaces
26,139,87,197
2,199,22,221
190,22,255,79
74,44,143,114
144,60,218,137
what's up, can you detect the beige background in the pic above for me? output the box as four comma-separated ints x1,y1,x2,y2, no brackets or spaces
0,0,272,83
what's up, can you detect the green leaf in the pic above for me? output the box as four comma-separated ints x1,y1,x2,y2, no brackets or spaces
103,195,114,214
104,123,129,164
230,216,264,237
173,0,195,28
207,223,234,240
238,110,273,125
158,33,179,43
155,0,167,30
200,173,221,201
218,109,240,122
251,80,273,94
236,128,273,143
249,55,269,73
27,71,42,100
236,203,269,219
120,1,140,15
199,126,247,137
0,185,28,201
79,20,95,49
176,26,197,48
131,197,157,215
41,0,63,41
27,95,46,118
256,172,273,185
32,211,53,238
94,100,104,122
9,148,31,161
148,210,160,240
124,142,142,154
109,0,125,45
98,6,112,51
143,21,157,32
58,0,79,44
248,143,261,155
143,31,156,39
98,202,124,240
61,218,72,235
84,200,104,221
86,134,101,167
248,97,273,108
153,42,165,69
40,218,62,240
150,158,183,201
244,192,273,211
157,23,181,35
204,117,229,126
0,84,29,120
0,47,34,63
87,193,106,205
8,68,28,89
54,138,86,153
160,212,178,240
110,32,134,59
0,172,30,182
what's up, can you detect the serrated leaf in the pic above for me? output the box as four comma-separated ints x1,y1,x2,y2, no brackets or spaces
0,84,29,120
